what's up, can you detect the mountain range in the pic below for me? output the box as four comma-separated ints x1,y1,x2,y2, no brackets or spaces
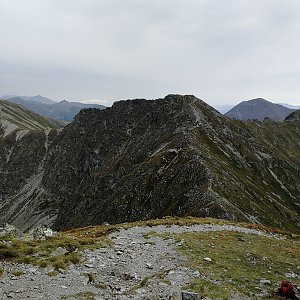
1,95,106,122
0,94,300,232
1,94,56,105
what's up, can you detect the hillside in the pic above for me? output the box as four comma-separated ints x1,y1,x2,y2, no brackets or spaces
0,100,59,229
0,95,300,232
0,99,57,137
6,96,105,122
225,98,295,121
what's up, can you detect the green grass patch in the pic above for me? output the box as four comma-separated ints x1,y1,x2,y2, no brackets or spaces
61,291,95,299
0,264,4,277
0,230,111,269
173,231,300,299
47,271,59,277
11,270,25,276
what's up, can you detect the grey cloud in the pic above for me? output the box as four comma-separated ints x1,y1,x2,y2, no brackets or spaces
1,0,300,105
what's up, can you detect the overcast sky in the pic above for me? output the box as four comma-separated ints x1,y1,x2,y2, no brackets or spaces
1,0,300,106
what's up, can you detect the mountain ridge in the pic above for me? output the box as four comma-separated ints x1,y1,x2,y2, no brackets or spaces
1,94,56,105
0,95,300,232
4,96,106,122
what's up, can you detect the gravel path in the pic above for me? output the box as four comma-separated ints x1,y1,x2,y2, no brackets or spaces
0,224,279,299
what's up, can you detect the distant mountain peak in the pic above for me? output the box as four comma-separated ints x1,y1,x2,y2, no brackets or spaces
225,98,295,121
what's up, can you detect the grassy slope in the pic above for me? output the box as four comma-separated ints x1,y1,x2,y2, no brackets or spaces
0,99,57,131
176,231,300,299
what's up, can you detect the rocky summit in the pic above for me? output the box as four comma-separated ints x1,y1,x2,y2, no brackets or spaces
0,95,300,232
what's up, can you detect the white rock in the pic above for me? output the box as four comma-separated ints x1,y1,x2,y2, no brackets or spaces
50,247,68,257
203,257,212,262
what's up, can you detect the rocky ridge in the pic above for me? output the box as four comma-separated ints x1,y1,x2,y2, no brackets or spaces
0,95,300,231
285,109,300,121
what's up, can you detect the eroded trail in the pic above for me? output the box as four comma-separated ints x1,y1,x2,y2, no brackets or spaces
0,224,279,299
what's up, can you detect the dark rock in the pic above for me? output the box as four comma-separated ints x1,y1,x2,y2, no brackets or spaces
182,291,200,300
1,95,300,232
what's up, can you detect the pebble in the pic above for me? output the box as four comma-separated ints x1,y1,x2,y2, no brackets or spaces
259,279,271,285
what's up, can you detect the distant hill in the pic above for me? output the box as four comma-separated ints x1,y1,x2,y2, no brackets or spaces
1,95,56,105
225,98,295,121
4,96,106,122
0,99,57,138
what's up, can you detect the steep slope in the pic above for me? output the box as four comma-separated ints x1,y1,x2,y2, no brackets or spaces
6,97,106,122
0,99,56,137
42,95,300,231
0,100,59,229
225,98,295,121
1,95,300,232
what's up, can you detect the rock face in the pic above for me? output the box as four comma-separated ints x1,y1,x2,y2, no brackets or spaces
1,95,300,231
225,98,295,121
285,109,300,121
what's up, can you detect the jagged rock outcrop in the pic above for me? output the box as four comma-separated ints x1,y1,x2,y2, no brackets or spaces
285,109,300,121
1,95,300,231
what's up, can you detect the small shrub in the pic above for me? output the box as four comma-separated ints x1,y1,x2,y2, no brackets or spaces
61,291,95,299
95,282,107,289
53,259,67,270
84,272,96,284
47,271,59,277
0,248,20,259
0,265,4,277
66,252,81,264
38,260,48,268
11,270,25,276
